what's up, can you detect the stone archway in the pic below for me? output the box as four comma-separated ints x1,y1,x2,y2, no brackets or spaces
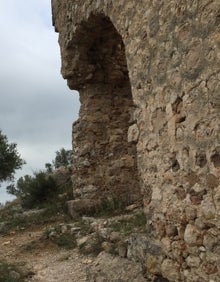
65,14,141,213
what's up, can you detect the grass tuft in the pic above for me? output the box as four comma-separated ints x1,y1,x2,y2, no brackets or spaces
110,211,146,237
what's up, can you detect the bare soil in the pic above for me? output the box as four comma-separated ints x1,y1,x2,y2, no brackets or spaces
1,226,88,281
1,223,147,282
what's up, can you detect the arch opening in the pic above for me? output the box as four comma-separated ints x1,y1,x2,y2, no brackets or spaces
70,14,141,211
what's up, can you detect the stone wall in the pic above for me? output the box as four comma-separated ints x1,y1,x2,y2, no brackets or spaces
52,0,220,281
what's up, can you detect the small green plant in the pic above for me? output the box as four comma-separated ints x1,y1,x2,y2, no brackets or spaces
111,212,146,237
53,234,76,249
44,224,76,250
74,219,92,236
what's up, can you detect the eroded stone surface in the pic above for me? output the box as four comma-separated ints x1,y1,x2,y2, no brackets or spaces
52,0,220,281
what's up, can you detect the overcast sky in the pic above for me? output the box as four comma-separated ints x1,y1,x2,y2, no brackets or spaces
0,1,80,204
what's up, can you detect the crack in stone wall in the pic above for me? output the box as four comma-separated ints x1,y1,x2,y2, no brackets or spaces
52,1,220,281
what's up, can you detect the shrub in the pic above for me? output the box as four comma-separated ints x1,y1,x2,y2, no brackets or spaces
52,234,76,249
44,225,76,249
7,171,58,209
110,212,146,237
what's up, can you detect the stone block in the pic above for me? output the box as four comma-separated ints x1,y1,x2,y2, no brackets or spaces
67,199,100,218
127,234,161,263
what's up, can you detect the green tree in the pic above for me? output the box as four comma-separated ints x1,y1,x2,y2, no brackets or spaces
0,130,24,184
7,171,58,209
53,148,72,169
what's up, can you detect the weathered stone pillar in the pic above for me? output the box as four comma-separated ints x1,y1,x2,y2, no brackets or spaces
72,81,140,209
52,11,141,212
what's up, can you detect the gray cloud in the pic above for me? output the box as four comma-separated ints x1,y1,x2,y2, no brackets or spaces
0,1,80,203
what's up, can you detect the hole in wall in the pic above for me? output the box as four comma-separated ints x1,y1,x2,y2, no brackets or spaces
210,147,220,168
171,159,180,172
211,152,220,168
195,151,207,168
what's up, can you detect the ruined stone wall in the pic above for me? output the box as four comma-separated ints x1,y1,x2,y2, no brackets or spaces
52,0,220,281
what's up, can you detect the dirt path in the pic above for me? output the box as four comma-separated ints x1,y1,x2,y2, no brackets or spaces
1,226,147,282
1,228,89,281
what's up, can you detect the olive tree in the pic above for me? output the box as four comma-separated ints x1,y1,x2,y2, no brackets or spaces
0,130,24,184
53,148,72,169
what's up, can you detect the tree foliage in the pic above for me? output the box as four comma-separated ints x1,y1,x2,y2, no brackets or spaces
53,148,72,169
0,130,24,184
6,147,72,208
44,148,72,173
7,171,58,209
